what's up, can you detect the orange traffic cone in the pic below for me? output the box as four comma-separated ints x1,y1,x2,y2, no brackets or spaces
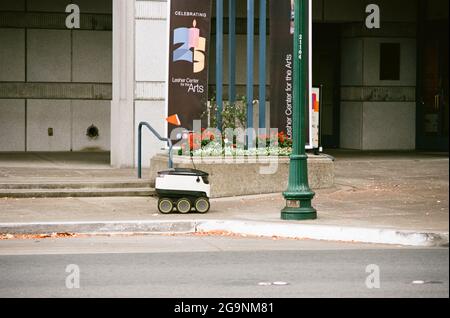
166,114,181,126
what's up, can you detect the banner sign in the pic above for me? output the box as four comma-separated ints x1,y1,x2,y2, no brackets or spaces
270,0,316,149
167,0,212,133
269,0,295,141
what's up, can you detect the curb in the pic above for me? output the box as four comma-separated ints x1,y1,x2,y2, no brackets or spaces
0,221,196,236
0,220,448,247
195,220,449,247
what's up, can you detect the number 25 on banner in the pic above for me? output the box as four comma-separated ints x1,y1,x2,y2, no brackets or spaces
173,20,206,74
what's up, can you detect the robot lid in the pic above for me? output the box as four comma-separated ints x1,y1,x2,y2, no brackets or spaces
157,168,209,177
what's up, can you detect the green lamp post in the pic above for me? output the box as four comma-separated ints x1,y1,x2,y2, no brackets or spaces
281,0,317,221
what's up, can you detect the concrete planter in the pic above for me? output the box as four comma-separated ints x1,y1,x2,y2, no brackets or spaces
149,154,334,198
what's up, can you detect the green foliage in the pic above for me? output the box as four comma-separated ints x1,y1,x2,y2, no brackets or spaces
202,95,247,131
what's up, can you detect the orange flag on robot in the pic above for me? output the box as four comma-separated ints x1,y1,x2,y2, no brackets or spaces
166,114,181,127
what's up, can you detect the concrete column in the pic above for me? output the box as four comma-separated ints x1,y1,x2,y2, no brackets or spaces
134,0,169,168
111,0,135,168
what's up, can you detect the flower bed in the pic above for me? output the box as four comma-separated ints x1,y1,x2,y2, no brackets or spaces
178,129,293,158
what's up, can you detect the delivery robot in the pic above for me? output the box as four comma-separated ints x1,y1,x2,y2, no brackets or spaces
155,168,211,214
137,121,211,214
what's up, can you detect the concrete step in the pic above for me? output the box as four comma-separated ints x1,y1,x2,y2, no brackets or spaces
0,180,152,190
0,188,156,198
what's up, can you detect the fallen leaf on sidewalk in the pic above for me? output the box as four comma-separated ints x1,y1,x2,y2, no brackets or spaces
0,232,77,240
194,230,236,237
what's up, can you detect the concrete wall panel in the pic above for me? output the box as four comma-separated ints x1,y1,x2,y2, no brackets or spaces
363,102,416,150
71,100,111,151
135,82,165,100
135,19,168,82
341,38,364,86
27,29,71,82
363,38,416,87
72,31,112,83
27,99,71,151
340,102,363,149
0,99,25,151
135,0,167,20
0,29,25,82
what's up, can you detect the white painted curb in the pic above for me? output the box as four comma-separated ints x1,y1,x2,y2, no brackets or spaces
196,220,449,247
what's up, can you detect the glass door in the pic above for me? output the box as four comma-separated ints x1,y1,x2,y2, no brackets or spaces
417,19,449,151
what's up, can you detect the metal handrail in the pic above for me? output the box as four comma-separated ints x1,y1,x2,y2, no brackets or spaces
138,122,173,179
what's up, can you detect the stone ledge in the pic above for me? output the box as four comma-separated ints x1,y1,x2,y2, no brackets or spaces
149,154,335,198
0,82,112,99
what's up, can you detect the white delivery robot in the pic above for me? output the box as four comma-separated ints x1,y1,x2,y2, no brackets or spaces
155,168,211,214
137,120,211,214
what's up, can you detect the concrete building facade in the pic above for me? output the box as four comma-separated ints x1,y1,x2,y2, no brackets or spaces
0,0,112,153
0,0,448,168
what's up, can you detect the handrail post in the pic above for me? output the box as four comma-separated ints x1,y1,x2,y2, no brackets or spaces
168,139,174,169
137,121,175,179
138,123,143,179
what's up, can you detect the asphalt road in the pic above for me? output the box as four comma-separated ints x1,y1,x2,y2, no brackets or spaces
0,235,448,298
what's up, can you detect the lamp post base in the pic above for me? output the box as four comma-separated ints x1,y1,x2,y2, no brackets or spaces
281,199,317,220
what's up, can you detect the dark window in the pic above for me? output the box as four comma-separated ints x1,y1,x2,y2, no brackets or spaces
380,43,401,81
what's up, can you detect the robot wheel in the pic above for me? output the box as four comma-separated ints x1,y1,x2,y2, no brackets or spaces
194,197,210,214
176,198,192,214
158,198,174,214
157,196,210,214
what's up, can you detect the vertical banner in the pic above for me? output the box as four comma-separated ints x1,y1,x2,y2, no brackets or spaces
269,0,294,140
167,0,212,134
270,0,315,148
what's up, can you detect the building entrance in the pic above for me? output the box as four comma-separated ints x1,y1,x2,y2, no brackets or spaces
417,18,449,151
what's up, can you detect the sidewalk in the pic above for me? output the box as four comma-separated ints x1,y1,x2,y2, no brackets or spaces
0,152,146,181
0,151,448,246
